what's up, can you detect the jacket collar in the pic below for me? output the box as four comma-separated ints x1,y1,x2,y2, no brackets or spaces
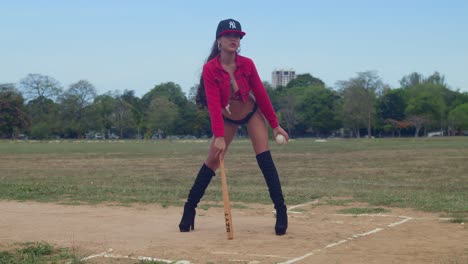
213,53,244,71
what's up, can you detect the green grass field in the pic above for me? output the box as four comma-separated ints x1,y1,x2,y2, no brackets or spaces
0,241,81,264
0,241,163,264
1,137,467,220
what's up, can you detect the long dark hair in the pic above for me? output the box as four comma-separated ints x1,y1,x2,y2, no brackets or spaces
196,40,220,108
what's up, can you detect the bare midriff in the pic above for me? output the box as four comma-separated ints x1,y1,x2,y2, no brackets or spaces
222,95,256,120
221,74,257,120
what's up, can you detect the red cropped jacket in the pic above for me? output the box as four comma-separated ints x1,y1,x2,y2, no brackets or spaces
202,54,279,137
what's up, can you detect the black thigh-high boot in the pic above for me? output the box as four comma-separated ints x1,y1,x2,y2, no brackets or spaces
179,163,215,232
256,150,288,235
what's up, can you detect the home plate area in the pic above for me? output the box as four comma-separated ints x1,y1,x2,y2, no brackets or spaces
82,201,413,264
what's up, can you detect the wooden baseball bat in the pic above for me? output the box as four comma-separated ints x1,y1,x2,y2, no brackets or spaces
219,158,234,240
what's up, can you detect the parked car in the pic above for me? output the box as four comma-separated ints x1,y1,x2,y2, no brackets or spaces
107,133,119,139
94,133,105,139
151,134,162,140
427,131,443,137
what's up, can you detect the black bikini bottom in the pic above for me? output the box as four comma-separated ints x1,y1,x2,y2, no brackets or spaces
223,103,258,125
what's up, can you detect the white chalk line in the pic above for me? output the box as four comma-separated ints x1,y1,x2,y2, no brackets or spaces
74,199,417,264
211,200,416,263
288,200,320,211
230,260,260,264
388,216,413,227
277,252,317,264
324,239,349,249
67,248,191,264
277,201,415,264
212,251,291,259
331,213,414,227
215,200,414,263
272,199,319,216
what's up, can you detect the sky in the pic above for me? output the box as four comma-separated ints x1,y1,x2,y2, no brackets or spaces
1,0,467,97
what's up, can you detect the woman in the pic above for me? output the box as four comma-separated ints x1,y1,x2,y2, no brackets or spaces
179,18,289,235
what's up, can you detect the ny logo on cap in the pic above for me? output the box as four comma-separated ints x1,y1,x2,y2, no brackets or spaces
229,21,237,29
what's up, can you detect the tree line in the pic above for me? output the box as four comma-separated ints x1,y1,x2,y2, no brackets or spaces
1,71,468,139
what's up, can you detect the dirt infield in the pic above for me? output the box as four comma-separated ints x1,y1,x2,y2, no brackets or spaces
0,200,466,264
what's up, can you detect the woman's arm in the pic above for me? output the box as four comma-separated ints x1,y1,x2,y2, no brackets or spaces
248,59,279,129
203,64,225,138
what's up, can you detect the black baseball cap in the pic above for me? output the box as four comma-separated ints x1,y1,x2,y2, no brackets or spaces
216,19,246,39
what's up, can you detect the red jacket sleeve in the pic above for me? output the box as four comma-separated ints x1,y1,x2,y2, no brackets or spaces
203,64,225,137
249,60,279,129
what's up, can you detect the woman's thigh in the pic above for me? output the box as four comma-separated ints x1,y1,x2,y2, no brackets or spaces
247,111,270,155
205,122,239,170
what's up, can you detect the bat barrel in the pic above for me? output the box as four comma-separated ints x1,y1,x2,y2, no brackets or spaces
220,159,234,240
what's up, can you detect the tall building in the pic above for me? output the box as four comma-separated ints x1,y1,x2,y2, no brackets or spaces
272,69,296,88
